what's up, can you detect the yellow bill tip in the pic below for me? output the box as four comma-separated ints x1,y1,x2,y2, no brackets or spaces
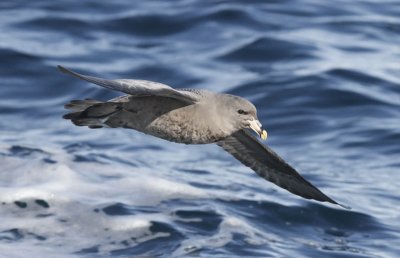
261,130,267,140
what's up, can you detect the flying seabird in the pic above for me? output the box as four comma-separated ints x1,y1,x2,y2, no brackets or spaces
58,65,346,208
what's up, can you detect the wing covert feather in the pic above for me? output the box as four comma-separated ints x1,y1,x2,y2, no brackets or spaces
58,65,199,104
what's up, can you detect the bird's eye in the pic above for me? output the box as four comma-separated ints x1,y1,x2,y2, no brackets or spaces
237,109,248,115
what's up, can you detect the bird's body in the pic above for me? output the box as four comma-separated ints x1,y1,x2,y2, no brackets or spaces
59,65,346,208
67,93,250,144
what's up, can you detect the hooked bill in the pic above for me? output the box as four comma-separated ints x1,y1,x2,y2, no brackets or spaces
261,130,267,140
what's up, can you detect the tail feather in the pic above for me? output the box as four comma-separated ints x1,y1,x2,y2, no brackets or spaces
64,99,102,112
63,99,122,129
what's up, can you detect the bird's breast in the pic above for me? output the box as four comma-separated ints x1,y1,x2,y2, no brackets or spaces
146,105,228,144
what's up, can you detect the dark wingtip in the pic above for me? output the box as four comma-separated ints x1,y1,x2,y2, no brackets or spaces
324,197,351,210
57,65,80,78
322,193,351,210
57,65,76,77
57,65,68,73
337,202,352,210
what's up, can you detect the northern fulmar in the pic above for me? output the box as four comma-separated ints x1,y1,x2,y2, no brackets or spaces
58,65,346,208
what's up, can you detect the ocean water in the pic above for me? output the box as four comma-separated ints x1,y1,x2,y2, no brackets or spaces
0,0,399,257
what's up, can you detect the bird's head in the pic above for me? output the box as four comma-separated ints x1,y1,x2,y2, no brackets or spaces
219,95,267,140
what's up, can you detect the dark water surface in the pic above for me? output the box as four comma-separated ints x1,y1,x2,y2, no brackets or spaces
0,1,399,257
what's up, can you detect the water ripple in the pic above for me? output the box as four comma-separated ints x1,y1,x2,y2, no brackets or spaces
1,0,399,257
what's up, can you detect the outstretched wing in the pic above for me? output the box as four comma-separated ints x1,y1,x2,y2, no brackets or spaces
58,65,199,104
217,130,345,207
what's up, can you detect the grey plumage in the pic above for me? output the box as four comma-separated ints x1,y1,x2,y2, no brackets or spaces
217,130,340,205
59,65,346,208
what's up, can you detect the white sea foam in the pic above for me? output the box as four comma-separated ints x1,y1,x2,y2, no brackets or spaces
0,146,212,256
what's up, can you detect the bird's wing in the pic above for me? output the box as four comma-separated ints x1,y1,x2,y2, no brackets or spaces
58,65,199,104
217,129,344,207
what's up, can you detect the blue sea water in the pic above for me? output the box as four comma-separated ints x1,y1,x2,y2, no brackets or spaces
0,0,399,257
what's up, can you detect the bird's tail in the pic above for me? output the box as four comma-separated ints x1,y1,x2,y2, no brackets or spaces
63,99,122,129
